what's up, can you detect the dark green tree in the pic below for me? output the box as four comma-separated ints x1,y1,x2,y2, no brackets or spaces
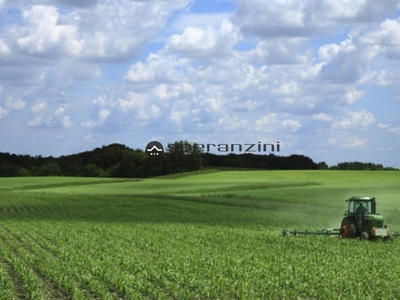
38,163,61,176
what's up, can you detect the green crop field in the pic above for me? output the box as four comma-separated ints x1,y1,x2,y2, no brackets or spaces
0,170,399,299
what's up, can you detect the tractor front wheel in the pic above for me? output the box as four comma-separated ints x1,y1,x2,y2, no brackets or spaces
360,231,369,240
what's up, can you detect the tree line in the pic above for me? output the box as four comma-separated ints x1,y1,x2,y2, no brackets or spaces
0,141,397,178
328,161,397,171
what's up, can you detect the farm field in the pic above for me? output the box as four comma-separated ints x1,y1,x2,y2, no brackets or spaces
0,170,399,299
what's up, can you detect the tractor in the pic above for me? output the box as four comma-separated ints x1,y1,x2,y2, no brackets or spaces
282,196,398,240
340,196,394,240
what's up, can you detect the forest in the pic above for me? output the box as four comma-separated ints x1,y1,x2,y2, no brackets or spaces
0,141,396,178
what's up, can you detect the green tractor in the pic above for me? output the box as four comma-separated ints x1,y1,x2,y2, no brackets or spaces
340,196,394,240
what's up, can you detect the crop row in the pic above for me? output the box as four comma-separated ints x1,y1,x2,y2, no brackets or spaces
1,174,400,300
1,215,399,300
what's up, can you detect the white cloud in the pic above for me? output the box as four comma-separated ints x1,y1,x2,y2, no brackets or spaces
55,107,66,115
76,0,191,61
170,109,188,125
0,39,10,55
360,18,400,60
345,89,364,104
170,12,233,32
31,101,47,112
166,19,241,59
234,0,310,38
318,44,341,61
255,113,301,133
4,1,191,62
216,115,249,132
37,0,99,8
62,116,73,128
282,119,301,132
5,97,26,110
378,124,400,136
27,116,43,127
1,1,400,167
26,105,73,128
0,107,7,119
234,0,399,38
340,138,368,150
318,37,378,83
153,84,180,100
93,95,108,107
82,109,110,128
116,92,149,112
312,113,333,122
125,53,192,82
378,123,389,129
247,38,309,65
98,109,110,123
388,127,400,135
203,98,223,112
332,110,375,130
0,97,26,119
15,5,83,57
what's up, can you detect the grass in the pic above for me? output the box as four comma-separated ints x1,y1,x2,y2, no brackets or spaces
0,170,399,299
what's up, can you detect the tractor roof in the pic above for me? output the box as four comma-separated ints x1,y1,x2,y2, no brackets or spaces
346,196,374,202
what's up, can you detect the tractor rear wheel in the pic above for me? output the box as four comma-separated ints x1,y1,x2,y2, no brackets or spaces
341,217,357,238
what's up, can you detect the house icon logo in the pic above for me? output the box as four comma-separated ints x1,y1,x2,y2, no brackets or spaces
145,141,164,156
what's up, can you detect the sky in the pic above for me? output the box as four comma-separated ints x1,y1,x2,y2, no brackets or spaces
0,0,400,168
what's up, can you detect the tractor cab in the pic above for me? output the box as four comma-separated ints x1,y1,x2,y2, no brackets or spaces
341,196,392,240
346,196,375,215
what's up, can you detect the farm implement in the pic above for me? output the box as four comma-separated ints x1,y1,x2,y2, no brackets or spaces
283,196,400,240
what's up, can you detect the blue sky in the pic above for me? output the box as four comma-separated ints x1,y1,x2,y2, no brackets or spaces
0,0,400,168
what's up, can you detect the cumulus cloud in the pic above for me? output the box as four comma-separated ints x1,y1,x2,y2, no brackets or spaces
31,101,47,112
125,53,192,82
0,97,26,119
332,110,375,130
234,0,311,38
344,89,364,104
1,1,400,167
378,123,400,136
118,14,390,138
82,109,110,128
360,18,400,60
4,1,191,62
37,0,99,8
318,38,378,83
234,0,399,38
166,19,241,59
340,138,368,150
255,113,301,133
312,113,333,122
26,116,42,127
0,39,10,55
246,38,309,65
26,106,73,128
15,5,82,57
